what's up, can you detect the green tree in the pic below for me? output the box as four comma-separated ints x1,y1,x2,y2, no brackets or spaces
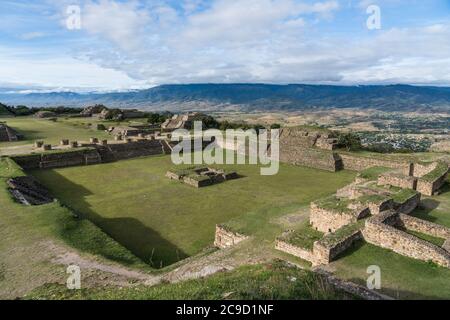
338,132,362,151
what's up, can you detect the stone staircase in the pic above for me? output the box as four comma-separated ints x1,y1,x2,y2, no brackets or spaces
7,176,54,205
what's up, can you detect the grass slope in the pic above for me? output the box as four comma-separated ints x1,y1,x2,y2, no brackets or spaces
26,261,355,300
0,157,150,298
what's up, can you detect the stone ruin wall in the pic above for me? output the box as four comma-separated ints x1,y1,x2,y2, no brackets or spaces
0,124,20,142
394,193,421,214
313,230,363,266
11,140,166,171
275,228,363,266
278,128,342,172
362,211,450,268
378,174,417,190
214,225,249,249
279,145,342,172
397,214,450,240
413,163,438,177
416,172,448,196
367,199,394,215
105,140,164,161
310,203,357,233
275,239,316,263
11,149,102,170
339,154,412,174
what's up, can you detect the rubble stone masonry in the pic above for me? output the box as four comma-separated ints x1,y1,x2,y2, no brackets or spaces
378,173,417,190
397,214,450,240
313,230,363,265
275,239,315,264
340,154,412,173
310,203,358,233
214,225,249,249
363,211,450,268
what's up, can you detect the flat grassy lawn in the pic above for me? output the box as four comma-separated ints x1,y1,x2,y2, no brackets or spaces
31,155,355,268
332,242,450,300
410,179,450,228
0,117,110,148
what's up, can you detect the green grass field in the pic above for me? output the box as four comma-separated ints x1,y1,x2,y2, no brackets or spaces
0,117,111,148
30,155,355,268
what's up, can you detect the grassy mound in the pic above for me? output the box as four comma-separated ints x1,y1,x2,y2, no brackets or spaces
25,261,355,300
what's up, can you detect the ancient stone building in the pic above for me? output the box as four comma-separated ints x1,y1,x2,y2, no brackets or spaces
166,167,239,188
377,162,449,196
278,127,342,172
275,168,449,268
7,176,54,206
214,225,248,249
0,123,20,142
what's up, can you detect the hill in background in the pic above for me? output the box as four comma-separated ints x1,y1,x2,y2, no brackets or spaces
1,84,450,112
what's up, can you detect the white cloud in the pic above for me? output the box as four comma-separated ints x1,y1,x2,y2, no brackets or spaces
4,0,450,89
19,32,46,40
82,0,151,51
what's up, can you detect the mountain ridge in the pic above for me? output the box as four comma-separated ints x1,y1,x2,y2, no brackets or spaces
1,83,450,112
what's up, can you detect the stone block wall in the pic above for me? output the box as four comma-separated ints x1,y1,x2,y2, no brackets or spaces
106,140,164,160
40,151,86,169
278,128,342,171
280,146,342,172
313,230,363,265
397,214,450,239
413,162,438,178
0,124,20,142
363,211,450,268
394,193,421,214
367,199,394,215
378,173,417,190
214,225,249,249
11,154,42,170
275,239,315,263
310,203,357,233
416,172,448,196
340,154,412,173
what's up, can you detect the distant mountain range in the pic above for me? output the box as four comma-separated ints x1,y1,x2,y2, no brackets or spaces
1,84,450,112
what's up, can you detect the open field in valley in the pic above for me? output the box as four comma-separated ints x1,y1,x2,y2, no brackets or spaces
31,156,355,268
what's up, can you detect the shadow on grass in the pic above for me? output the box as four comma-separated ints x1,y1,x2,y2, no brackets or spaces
10,128,45,141
33,169,189,269
412,198,441,223
438,181,450,196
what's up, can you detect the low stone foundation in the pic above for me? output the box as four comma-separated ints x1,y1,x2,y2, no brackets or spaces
397,214,450,239
166,167,239,188
416,172,448,196
310,202,368,233
214,225,249,249
275,224,363,266
378,172,417,190
313,229,363,265
363,211,450,268
275,239,315,263
394,192,421,214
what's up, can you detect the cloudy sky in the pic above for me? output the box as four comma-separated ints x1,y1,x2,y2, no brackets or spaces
1,0,450,91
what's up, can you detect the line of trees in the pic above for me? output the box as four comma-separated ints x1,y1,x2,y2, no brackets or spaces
0,103,84,116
